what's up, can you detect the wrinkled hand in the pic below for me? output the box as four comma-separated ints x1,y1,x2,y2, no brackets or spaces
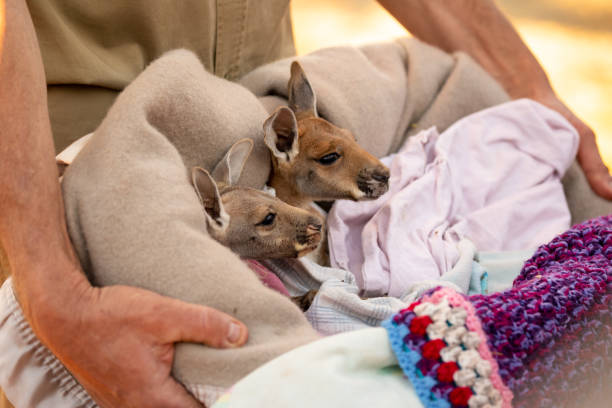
536,93,612,199
29,279,248,408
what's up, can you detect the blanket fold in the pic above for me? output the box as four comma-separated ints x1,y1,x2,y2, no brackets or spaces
241,38,509,159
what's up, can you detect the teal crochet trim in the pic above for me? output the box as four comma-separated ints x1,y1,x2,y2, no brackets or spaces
382,318,451,408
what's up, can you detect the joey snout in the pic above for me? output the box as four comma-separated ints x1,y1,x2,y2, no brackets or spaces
357,165,390,199
295,216,323,255
306,222,322,236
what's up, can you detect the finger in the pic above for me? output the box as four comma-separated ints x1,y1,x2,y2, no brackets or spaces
576,127,612,200
155,297,249,348
586,170,612,200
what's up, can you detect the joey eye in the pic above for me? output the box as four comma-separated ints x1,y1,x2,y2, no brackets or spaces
258,212,276,226
317,152,340,165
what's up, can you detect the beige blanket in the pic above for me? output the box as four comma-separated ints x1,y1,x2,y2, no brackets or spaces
243,39,509,158
61,50,318,405
61,38,609,405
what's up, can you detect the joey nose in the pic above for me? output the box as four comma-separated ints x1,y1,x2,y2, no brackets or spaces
357,165,390,199
372,167,390,183
307,215,323,232
307,223,322,233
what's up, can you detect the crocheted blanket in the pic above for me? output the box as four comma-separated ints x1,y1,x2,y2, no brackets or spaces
383,215,612,408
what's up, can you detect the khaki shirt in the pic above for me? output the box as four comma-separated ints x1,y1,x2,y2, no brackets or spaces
27,0,296,151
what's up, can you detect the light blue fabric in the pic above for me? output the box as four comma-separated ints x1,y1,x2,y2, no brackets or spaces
469,262,489,295
438,239,488,296
476,249,535,293
438,240,477,294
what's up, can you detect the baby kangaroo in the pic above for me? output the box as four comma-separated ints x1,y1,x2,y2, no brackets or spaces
192,139,323,260
263,61,390,211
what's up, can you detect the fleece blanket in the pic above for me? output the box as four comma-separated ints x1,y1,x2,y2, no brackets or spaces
56,37,524,403
327,99,578,297
60,50,319,405
242,38,508,162
213,216,612,408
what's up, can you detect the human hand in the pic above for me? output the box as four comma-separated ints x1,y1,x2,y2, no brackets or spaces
27,276,248,408
536,92,612,200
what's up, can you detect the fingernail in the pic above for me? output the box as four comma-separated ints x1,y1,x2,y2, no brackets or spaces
227,321,242,344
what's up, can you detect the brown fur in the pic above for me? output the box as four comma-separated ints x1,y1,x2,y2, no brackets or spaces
263,62,390,267
264,61,390,210
192,139,323,260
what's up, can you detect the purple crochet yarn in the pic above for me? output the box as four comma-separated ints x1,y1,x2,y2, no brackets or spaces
470,215,612,408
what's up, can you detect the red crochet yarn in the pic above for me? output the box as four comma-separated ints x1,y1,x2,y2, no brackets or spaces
409,315,433,336
437,361,459,382
421,339,446,360
449,386,473,406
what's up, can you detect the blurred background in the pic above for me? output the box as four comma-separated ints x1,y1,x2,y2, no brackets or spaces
291,0,612,167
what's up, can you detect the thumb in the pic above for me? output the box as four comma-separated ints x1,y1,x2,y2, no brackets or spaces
577,131,612,200
585,169,612,200
156,297,248,348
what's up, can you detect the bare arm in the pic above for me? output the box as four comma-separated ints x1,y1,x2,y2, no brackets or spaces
378,0,612,199
0,1,247,406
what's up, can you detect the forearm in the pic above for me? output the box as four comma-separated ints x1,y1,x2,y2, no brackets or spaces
377,0,554,100
0,0,88,330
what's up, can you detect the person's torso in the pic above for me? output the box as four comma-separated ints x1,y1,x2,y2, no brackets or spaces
27,0,295,150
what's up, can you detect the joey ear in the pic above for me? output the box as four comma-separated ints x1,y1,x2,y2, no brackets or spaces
212,138,253,186
191,167,229,233
263,106,299,162
288,61,317,118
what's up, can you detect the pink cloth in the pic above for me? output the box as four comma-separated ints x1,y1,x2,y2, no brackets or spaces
327,100,578,297
245,259,290,297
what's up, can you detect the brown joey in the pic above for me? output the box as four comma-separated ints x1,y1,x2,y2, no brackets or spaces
263,61,390,211
192,139,323,260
